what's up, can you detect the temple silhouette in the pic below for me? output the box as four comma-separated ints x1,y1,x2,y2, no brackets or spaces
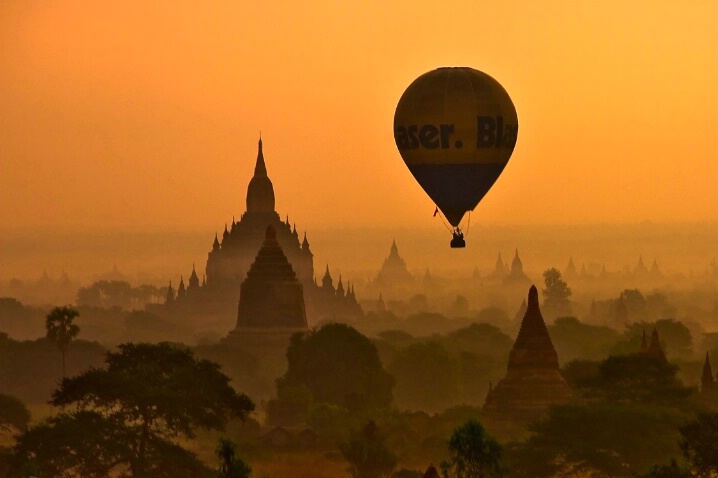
225,225,309,352
161,137,361,326
484,285,573,432
374,240,414,286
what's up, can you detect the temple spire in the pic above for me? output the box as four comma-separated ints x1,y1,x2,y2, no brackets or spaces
246,135,275,213
703,352,714,384
255,135,267,177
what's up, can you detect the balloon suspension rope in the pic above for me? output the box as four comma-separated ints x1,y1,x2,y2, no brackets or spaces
434,207,471,238
434,207,453,233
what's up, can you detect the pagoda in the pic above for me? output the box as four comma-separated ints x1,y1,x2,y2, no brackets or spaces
374,240,414,285
234,225,307,330
484,285,573,430
503,249,531,286
227,226,308,349
160,136,361,325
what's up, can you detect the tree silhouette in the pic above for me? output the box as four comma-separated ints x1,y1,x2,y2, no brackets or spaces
339,421,397,478
45,306,80,377
440,419,504,478
679,412,718,477
0,394,30,434
12,342,254,478
216,437,251,478
542,268,572,317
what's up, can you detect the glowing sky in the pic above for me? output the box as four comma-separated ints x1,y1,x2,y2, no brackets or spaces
2,1,717,232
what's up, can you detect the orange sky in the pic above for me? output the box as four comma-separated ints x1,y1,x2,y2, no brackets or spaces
2,1,717,233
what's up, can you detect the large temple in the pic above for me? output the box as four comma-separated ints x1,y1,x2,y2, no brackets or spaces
162,137,361,325
484,285,573,433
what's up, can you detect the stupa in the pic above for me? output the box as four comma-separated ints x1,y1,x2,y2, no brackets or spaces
484,285,573,429
375,240,413,285
503,249,531,286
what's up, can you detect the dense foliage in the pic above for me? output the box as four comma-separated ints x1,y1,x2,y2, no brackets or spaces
271,323,394,422
440,419,503,478
11,342,254,478
340,421,397,478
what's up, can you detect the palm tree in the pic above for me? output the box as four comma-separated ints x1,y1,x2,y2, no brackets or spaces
45,306,80,378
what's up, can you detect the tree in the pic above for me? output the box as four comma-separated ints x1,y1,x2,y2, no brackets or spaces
548,316,621,362
388,341,461,413
45,305,80,377
0,394,31,434
679,412,718,477
636,460,693,478
507,403,686,478
12,342,254,478
440,419,503,478
276,323,394,416
340,421,397,478
216,437,251,478
542,268,571,317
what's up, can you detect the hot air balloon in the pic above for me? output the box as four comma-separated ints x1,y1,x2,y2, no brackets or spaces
393,67,518,248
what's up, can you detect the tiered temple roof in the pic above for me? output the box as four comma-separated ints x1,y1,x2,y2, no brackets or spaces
235,225,308,329
484,285,573,427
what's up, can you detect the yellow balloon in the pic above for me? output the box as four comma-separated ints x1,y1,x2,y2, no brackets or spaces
394,67,518,228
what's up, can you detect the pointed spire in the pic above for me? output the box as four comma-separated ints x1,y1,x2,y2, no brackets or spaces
377,292,386,312
177,276,186,298
510,248,524,274
648,327,666,361
336,275,345,297
165,280,175,304
213,233,220,250
246,136,275,214
254,135,267,177
302,232,310,251
509,285,560,370
566,256,577,276
702,352,714,391
189,263,199,289
322,264,333,289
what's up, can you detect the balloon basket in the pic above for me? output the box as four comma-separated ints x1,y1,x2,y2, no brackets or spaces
450,236,466,248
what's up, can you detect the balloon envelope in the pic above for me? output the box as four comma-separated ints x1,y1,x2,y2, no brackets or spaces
394,67,518,227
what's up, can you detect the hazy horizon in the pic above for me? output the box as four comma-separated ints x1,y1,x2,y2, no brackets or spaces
3,221,718,288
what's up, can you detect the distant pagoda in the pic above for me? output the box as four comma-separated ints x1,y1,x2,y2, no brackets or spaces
374,240,413,285
701,352,718,399
503,249,531,286
484,285,573,430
